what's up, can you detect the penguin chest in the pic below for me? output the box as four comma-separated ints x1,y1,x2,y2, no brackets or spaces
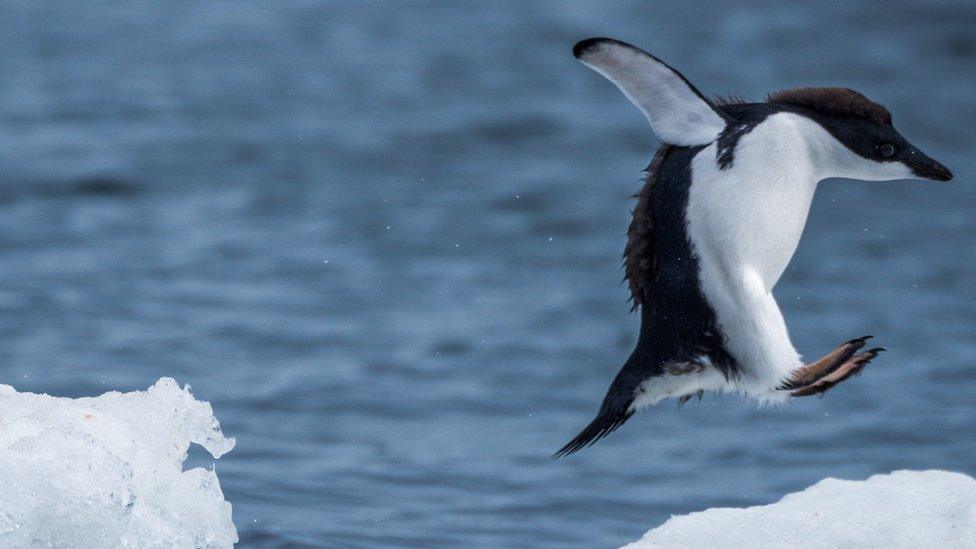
686,123,818,291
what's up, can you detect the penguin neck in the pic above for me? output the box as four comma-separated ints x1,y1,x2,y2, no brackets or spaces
791,114,862,183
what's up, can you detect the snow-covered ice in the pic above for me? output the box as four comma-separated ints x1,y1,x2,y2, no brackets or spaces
0,377,237,548
626,470,976,548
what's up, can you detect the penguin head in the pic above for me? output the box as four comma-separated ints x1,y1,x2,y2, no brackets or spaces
768,87,953,182
573,37,952,183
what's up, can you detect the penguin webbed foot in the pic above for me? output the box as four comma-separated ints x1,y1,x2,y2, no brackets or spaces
780,336,885,397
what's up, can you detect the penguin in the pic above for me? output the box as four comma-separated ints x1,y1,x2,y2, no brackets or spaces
554,37,953,458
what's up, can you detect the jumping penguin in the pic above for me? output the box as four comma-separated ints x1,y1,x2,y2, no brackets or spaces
554,38,953,458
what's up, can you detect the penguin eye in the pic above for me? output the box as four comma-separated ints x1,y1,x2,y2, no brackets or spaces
879,143,896,158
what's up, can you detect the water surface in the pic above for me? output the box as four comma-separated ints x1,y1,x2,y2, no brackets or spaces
0,1,973,546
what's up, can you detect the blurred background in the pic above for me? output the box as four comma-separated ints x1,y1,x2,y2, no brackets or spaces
0,1,973,546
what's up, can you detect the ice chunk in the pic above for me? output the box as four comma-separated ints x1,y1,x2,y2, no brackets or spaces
0,378,237,547
626,470,976,548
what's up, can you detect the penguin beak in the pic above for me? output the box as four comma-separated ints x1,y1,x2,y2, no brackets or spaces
904,147,953,181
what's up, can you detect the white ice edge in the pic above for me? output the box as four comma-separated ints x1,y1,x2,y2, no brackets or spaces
0,377,237,547
625,469,976,549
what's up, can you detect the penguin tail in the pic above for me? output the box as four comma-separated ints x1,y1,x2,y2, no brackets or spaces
551,402,635,459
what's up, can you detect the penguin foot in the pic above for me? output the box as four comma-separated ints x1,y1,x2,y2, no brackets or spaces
780,335,871,391
787,346,885,397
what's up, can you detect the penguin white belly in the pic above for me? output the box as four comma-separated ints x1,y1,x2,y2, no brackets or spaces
686,114,818,393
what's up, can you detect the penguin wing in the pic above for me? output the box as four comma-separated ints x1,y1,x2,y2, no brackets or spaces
573,37,730,146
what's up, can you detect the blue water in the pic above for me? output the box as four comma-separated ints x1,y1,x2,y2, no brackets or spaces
1,1,973,546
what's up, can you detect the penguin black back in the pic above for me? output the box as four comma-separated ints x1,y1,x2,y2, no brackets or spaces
554,145,739,458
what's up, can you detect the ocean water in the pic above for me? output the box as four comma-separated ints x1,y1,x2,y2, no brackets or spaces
0,1,973,546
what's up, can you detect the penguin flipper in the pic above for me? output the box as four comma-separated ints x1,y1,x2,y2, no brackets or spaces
573,37,731,146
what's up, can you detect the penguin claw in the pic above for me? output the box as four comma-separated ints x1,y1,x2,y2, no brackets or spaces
844,335,873,346
677,389,704,407
789,347,885,397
